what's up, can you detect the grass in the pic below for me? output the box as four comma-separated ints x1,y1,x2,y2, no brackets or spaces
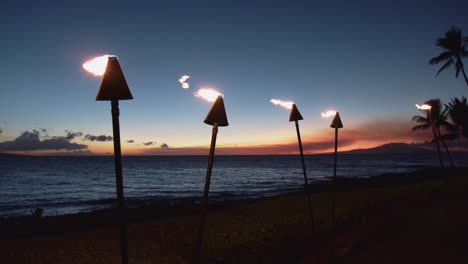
343,187,468,264
1,168,468,263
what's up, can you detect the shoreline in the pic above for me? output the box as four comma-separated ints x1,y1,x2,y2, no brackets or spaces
1,167,466,240
1,167,468,263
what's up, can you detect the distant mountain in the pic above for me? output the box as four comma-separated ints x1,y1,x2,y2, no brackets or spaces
343,143,436,154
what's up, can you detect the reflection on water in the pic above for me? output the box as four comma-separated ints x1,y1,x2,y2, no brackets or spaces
0,153,467,217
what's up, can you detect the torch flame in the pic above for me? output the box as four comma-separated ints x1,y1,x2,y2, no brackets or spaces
179,75,191,89
270,99,294,110
416,104,432,110
194,88,222,102
82,55,116,76
321,110,337,118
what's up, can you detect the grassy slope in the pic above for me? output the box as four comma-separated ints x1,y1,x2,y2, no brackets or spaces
1,168,468,264
343,185,468,264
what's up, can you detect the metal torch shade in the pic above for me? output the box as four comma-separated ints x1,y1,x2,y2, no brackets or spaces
204,96,229,127
96,57,134,101
330,112,343,128
289,104,304,122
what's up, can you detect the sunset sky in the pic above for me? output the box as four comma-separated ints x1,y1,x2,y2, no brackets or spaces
1,0,467,155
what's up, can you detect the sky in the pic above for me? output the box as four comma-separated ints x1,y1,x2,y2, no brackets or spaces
1,0,467,155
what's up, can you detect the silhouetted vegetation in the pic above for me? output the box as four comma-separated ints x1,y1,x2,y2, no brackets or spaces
446,97,468,138
413,99,455,168
429,26,468,86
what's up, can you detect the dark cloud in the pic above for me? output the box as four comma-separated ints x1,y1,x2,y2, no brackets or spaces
0,127,2,134
0,130,88,151
38,128,50,138
160,143,169,148
84,134,113,142
65,130,83,140
127,139,135,143
143,141,156,146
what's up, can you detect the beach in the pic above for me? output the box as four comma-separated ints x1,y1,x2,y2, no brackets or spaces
2,167,468,264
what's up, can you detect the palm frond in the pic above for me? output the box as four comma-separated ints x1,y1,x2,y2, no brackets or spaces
439,120,458,131
440,106,449,118
436,26,462,50
436,60,453,75
440,133,459,141
412,115,429,123
429,52,453,65
412,124,431,132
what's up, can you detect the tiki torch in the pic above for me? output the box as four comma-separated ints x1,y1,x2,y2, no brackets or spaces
271,99,315,233
192,89,228,264
83,55,133,264
322,110,343,231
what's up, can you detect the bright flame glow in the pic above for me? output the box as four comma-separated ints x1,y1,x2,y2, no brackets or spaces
178,75,191,89
194,88,222,102
82,55,115,76
321,110,337,118
416,104,432,110
270,99,294,110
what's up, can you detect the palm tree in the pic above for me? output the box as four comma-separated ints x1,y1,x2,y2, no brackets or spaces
413,99,454,168
429,26,468,86
446,97,468,138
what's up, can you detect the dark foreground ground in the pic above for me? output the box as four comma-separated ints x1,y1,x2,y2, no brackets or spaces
1,167,468,263
342,183,468,264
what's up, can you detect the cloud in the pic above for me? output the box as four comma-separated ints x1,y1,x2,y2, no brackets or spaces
160,143,169,148
65,130,83,140
127,139,135,143
0,130,88,151
38,128,50,138
0,127,2,134
84,134,113,142
143,141,156,146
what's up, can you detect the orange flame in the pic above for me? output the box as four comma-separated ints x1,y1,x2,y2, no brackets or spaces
321,110,337,118
270,99,294,110
82,55,115,76
178,75,190,89
194,88,222,102
416,104,432,110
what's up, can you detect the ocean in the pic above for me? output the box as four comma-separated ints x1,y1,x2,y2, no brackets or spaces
1,153,467,217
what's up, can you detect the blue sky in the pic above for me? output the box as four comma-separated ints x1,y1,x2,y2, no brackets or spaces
1,0,467,155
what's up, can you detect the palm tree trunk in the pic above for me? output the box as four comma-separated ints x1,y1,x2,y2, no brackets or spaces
431,123,444,168
461,65,468,87
457,56,468,87
436,126,454,168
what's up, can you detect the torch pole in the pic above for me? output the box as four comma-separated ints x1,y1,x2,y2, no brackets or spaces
332,126,338,235
193,123,219,264
294,120,315,233
111,100,129,264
